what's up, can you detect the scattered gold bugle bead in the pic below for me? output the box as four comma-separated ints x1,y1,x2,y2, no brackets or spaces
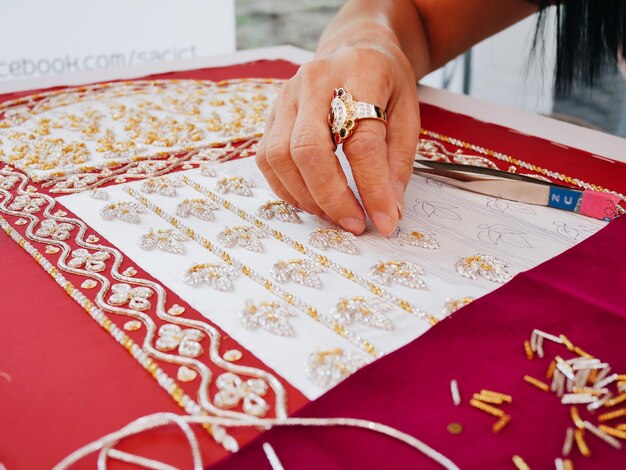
523,375,549,392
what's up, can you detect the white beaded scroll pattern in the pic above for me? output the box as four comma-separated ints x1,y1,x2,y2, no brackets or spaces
270,259,325,289
184,263,238,291
455,254,513,284
53,413,461,470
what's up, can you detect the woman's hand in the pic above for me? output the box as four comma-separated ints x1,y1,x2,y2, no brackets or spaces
255,24,419,236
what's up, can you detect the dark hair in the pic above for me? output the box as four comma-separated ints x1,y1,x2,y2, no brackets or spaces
535,1,626,95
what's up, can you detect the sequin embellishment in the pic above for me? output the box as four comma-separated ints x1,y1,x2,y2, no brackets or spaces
455,254,513,283
240,299,296,336
183,263,237,291
256,200,301,223
270,259,325,289
369,260,426,289
308,228,358,255
331,296,394,330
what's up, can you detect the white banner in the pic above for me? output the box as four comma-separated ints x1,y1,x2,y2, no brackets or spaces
0,0,235,82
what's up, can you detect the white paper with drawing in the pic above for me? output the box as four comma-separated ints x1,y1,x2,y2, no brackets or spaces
60,152,606,399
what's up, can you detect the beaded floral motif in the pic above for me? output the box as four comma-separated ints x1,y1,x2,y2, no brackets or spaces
214,176,255,197
183,263,237,291
7,195,46,213
256,200,301,223
330,296,393,330
416,139,499,169
217,225,266,252
306,348,368,388
0,79,282,181
0,174,19,189
397,230,440,249
155,324,204,358
370,260,426,290
52,173,99,191
442,297,475,316
270,259,325,289
308,228,358,255
67,248,110,273
108,283,153,311
140,176,183,197
241,299,296,336
138,228,188,254
35,219,75,241
455,254,513,283
199,164,217,177
90,189,109,200
176,198,219,221
214,372,269,417
331,296,395,331
100,201,146,223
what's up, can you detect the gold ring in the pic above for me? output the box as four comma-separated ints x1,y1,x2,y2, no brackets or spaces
328,88,387,145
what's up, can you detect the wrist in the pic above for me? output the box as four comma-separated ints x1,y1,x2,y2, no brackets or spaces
315,20,402,60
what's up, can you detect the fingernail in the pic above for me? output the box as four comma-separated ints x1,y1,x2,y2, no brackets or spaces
338,218,365,235
371,212,396,237
397,201,404,221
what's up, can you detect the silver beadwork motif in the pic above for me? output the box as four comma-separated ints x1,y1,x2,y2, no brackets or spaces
332,296,395,331
8,195,46,213
139,228,188,254
199,164,217,177
155,324,205,358
270,259,325,289
0,175,19,190
176,198,220,221
183,263,238,291
140,176,183,197
257,200,301,223
100,201,146,223
308,228,358,255
217,225,266,252
370,260,427,289
455,254,513,283
397,230,440,249
305,348,368,388
442,297,474,316
108,283,153,311
214,176,255,196
35,219,75,241
214,372,269,417
241,299,296,336
90,189,109,200
67,248,110,272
